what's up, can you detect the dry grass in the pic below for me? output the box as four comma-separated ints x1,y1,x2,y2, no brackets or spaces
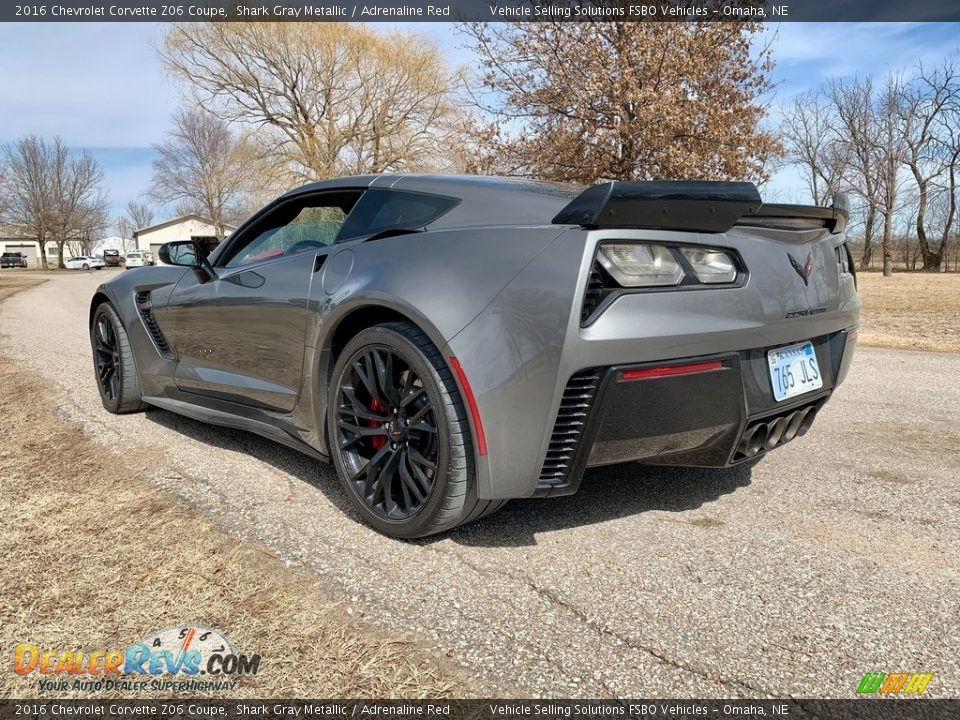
0,277,45,300
857,272,960,353
0,281,463,699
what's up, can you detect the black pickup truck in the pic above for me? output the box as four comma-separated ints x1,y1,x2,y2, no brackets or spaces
1,252,29,268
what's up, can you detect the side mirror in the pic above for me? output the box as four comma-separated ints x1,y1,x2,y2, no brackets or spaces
158,241,216,282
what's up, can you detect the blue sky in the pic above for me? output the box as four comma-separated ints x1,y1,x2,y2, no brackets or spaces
1,22,958,223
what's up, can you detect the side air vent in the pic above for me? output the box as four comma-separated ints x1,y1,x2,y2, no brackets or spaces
537,369,602,491
581,262,610,324
135,291,172,357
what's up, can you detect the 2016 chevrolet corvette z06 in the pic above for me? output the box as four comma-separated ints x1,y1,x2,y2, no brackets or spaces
89,175,859,538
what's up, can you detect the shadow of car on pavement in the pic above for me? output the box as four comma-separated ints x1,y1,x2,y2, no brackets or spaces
143,407,754,548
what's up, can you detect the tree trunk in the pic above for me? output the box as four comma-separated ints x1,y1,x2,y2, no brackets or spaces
56,242,66,270
882,213,893,277
914,175,933,268
923,252,942,272
860,206,875,270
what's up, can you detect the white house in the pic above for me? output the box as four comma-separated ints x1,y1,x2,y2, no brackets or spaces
133,215,236,262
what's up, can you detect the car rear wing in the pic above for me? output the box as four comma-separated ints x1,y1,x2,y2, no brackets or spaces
552,181,848,235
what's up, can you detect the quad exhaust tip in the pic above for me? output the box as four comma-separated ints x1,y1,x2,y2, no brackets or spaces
737,405,819,459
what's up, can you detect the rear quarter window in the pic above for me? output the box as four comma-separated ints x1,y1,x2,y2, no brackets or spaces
336,189,458,241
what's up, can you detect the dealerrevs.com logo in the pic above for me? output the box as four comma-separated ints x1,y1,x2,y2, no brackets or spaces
856,672,934,695
13,625,261,693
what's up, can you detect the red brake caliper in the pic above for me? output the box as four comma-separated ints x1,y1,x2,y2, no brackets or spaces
369,397,387,450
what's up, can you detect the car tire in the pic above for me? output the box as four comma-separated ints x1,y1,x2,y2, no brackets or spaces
82,263,89,270
90,302,148,414
327,321,504,538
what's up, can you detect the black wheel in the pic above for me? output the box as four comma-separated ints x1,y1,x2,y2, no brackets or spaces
328,322,503,538
82,263,89,270
91,302,147,414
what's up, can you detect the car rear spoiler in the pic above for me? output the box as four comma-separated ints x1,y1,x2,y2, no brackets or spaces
552,181,848,234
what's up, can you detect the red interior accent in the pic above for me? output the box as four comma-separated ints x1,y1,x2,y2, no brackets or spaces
369,397,387,450
449,356,488,456
620,360,724,382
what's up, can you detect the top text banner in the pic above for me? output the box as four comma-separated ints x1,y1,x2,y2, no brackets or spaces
5,0,960,22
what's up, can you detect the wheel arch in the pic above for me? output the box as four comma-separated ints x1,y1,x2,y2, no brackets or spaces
89,290,113,327
315,299,484,473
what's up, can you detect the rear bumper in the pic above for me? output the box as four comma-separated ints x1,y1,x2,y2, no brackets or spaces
533,327,857,497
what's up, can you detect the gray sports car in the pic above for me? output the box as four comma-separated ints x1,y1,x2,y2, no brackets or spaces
89,175,860,538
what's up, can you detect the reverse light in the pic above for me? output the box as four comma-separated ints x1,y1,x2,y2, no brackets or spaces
597,243,684,287
679,247,737,284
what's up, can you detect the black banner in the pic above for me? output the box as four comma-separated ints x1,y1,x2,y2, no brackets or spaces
1,700,959,720
3,0,960,23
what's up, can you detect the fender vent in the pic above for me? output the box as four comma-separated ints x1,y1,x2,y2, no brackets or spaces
538,369,602,490
135,291,172,357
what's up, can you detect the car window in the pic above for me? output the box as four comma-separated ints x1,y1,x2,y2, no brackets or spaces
336,189,458,242
222,192,360,269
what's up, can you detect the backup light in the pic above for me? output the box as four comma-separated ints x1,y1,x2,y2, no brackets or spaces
679,247,738,284
597,244,684,287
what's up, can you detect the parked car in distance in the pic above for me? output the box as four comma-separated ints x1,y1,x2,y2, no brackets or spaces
1,252,29,268
65,256,105,270
103,249,122,267
125,251,154,268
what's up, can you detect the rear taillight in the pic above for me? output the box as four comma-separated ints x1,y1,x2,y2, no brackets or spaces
597,242,739,288
597,243,684,287
581,242,746,326
836,241,856,288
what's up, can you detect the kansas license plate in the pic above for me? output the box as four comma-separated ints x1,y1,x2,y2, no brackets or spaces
768,341,822,402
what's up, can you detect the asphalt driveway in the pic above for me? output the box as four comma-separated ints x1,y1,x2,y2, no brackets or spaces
2,271,958,698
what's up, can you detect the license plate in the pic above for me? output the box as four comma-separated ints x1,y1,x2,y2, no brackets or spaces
768,341,822,402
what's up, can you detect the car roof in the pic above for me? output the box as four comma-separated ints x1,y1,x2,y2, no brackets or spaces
282,174,583,228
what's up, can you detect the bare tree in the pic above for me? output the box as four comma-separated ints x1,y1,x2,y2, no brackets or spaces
898,57,960,271
781,90,849,205
125,198,155,232
115,215,133,253
150,108,258,241
874,75,909,277
67,196,111,258
458,22,781,184
829,78,884,270
47,142,109,268
1,135,53,268
0,135,108,269
117,198,156,254
160,23,460,180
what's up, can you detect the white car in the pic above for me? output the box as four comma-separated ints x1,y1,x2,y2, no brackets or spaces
64,256,105,270
125,251,154,268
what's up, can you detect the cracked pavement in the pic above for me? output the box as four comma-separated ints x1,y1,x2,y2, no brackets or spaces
3,271,958,698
